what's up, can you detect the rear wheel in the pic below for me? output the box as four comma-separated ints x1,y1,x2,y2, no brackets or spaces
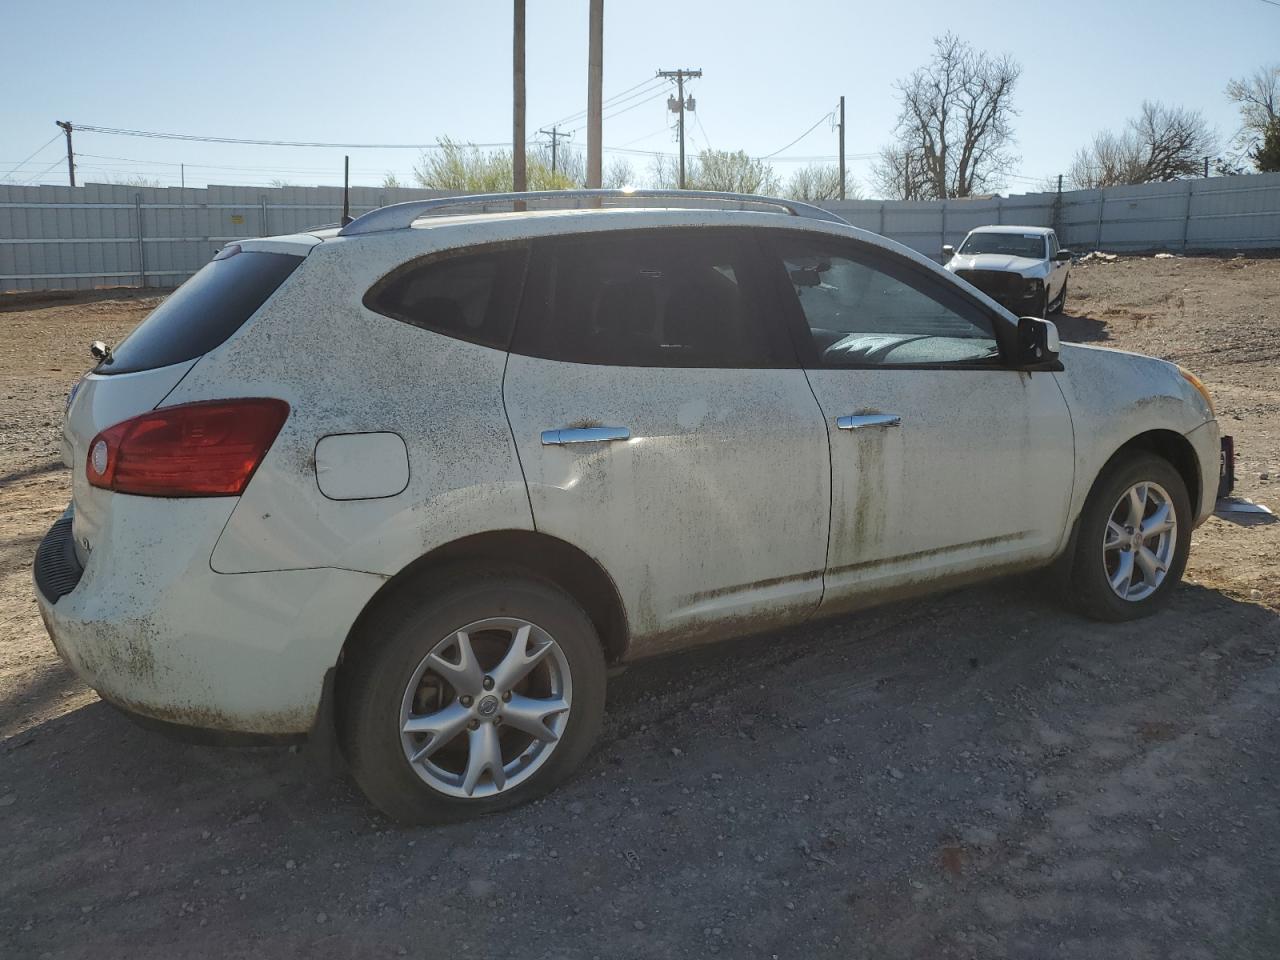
1068,454,1191,621
339,574,606,824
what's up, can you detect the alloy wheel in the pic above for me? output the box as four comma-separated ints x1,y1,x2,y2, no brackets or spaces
1102,481,1178,602
399,617,572,798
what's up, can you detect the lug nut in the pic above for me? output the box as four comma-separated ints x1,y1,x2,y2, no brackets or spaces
482,676,495,690
467,720,479,730
460,695,473,707
502,691,511,702
493,716,502,726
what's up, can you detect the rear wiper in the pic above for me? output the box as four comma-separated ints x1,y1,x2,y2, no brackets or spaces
90,340,113,365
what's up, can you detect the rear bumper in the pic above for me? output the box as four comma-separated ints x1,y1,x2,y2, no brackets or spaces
34,499,386,736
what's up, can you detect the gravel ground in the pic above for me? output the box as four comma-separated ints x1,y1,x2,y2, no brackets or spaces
1,256,1278,959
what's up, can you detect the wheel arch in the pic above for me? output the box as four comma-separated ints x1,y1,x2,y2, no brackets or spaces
1100,429,1202,511
339,529,630,668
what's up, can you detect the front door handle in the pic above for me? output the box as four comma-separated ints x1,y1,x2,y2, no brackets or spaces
541,426,631,446
836,413,901,431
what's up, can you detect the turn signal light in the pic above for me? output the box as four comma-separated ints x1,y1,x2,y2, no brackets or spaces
86,398,290,497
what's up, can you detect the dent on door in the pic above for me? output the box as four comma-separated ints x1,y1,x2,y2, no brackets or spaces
504,357,832,657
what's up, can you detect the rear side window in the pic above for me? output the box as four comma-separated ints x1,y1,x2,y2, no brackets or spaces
101,249,303,375
363,244,528,350
513,229,793,368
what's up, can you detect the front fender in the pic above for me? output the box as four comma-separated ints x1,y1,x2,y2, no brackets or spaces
1054,343,1217,523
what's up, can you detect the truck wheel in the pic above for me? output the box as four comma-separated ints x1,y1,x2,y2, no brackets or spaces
1050,279,1068,315
339,573,607,824
1068,453,1191,622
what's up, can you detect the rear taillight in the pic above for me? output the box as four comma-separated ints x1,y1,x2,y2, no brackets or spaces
86,398,290,497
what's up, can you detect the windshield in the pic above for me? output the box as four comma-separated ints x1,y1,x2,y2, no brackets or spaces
958,232,1046,259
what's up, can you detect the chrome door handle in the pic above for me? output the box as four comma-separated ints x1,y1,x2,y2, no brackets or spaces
541,426,631,446
836,414,901,431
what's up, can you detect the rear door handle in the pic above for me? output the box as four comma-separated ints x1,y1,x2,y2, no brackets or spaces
836,414,901,431
541,426,631,446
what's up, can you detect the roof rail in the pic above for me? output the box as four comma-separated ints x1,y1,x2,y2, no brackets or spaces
336,188,849,237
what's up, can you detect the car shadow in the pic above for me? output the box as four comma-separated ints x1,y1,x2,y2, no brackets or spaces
1053,309,1112,343
2,577,1277,957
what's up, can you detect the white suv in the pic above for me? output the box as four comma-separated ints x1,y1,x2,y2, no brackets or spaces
35,190,1223,823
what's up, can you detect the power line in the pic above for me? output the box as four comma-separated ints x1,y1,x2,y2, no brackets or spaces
73,124,508,150
1,133,62,182
566,88,669,134
21,156,68,185
759,111,835,160
538,77,666,131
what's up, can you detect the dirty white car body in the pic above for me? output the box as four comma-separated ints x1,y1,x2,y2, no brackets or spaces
34,191,1221,822
945,225,1071,317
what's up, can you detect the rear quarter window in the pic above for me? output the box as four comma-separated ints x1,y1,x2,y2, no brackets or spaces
100,248,304,375
362,243,529,350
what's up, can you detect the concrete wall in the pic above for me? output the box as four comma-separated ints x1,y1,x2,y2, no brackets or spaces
3,174,1279,292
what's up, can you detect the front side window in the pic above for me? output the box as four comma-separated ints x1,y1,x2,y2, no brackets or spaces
958,231,1046,259
513,230,792,368
364,244,528,349
773,236,1000,367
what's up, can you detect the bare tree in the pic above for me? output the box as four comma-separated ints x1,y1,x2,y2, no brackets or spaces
603,158,636,189
871,144,932,200
872,33,1021,199
110,174,163,188
381,172,402,190
1226,64,1280,160
785,163,859,201
1069,101,1217,188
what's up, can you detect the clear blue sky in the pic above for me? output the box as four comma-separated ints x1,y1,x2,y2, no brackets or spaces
3,0,1276,195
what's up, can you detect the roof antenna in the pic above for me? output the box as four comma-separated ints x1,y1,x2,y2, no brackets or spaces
340,155,353,226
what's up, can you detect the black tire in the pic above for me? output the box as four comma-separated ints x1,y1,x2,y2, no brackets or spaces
339,572,606,824
1050,278,1068,315
1068,453,1192,622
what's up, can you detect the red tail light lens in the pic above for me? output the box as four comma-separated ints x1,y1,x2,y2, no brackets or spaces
86,398,290,497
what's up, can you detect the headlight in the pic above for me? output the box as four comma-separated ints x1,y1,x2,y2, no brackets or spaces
1178,366,1215,417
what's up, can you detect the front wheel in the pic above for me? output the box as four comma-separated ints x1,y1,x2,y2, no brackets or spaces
1068,454,1192,621
1049,278,1068,315
339,574,607,824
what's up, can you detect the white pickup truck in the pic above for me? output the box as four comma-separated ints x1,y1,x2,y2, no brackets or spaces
944,225,1071,318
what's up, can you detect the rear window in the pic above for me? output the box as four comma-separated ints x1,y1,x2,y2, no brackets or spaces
99,248,303,375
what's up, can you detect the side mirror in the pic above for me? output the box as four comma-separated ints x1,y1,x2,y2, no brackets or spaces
942,244,955,260
1053,249,1073,263
1016,316,1061,367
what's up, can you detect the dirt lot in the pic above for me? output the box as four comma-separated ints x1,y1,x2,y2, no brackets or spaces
1,257,1278,959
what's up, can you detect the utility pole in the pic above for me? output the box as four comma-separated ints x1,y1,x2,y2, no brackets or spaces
837,96,846,201
1203,155,1210,179
513,0,527,193
539,126,573,179
55,120,75,187
586,0,603,189
657,68,702,189
341,155,351,225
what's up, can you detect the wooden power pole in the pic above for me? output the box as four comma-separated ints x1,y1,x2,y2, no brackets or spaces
657,68,701,189
586,0,603,189
838,96,846,201
513,0,527,193
56,120,75,187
